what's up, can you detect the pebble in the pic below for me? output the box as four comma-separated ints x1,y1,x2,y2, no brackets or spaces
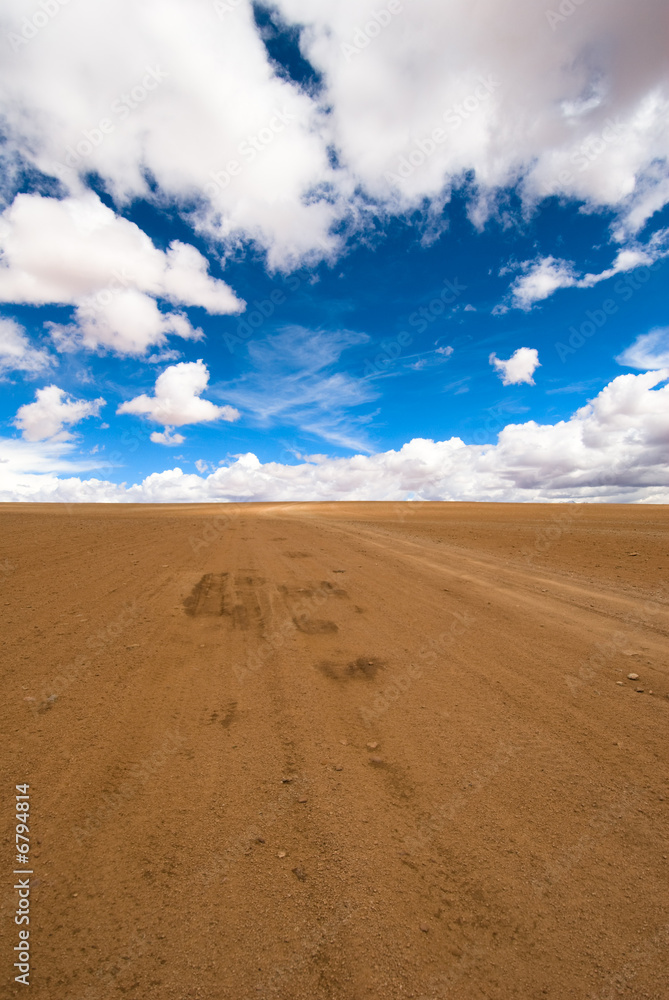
297,797,308,803
616,681,623,685
292,867,307,882
419,924,429,933
277,851,286,858
635,688,645,693
369,756,384,764
333,765,343,771
367,742,379,750
627,673,639,680
281,777,293,783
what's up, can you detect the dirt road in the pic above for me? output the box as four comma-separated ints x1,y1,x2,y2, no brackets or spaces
1,502,667,999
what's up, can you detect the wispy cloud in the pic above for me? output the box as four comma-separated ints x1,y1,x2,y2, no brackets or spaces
218,325,378,451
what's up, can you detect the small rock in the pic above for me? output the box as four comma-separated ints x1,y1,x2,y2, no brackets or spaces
297,797,308,803
333,765,343,771
419,924,429,933
281,777,293,783
635,688,644,693
628,552,639,556
292,867,307,882
627,673,639,680
369,756,384,764
367,742,379,750
255,837,265,844
616,681,623,686
277,851,286,858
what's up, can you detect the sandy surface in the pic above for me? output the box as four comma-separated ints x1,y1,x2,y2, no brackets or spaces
1,501,667,999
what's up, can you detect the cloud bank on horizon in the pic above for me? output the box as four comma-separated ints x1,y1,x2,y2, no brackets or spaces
0,0,668,502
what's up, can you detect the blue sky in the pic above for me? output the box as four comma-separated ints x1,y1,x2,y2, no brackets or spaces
0,0,668,501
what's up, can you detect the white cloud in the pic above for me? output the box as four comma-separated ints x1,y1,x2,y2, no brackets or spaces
117,360,240,433
150,427,186,446
616,327,669,370
2,371,667,503
508,257,578,310
276,0,669,233
0,1,667,268
0,1,339,270
436,345,453,356
223,326,375,450
505,231,669,309
0,316,53,377
14,385,105,441
0,192,243,355
489,347,540,386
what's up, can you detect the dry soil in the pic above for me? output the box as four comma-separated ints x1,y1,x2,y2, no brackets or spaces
1,502,667,999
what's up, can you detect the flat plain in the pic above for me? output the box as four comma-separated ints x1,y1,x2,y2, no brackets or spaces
1,501,667,999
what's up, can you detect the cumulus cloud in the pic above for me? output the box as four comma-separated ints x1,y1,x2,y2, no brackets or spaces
2,371,667,503
14,385,106,441
507,257,579,310
0,1,339,269
0,193,243,354
0,317,53,377
616,327,669,369
150,427,186,446
117,361,240,441
277,0,669,233
0,0,667,268
489,347,540,386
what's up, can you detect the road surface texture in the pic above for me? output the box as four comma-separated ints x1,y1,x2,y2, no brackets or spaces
1,502,667,999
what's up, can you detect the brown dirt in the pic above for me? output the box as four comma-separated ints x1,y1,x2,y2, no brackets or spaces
1,501,667,999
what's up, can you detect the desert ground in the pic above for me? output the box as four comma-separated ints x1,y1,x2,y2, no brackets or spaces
1,501,667,999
